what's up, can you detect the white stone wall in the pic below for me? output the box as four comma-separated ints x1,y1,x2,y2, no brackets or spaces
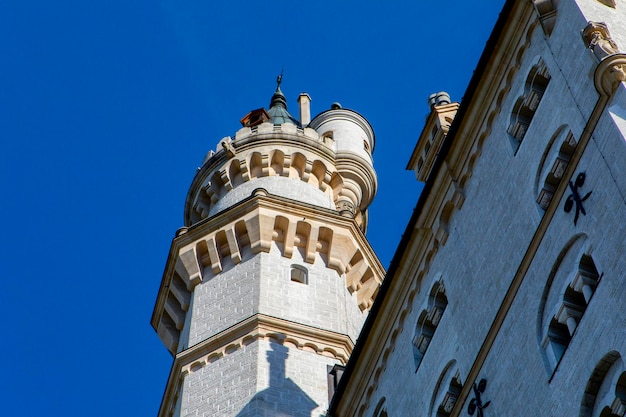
209,176,335,217
178,232,367,416
309,109,375,165
353,1,626,416
185,251,262,349
177,338,342,417
253,339,342,417
177,340,259,417
258,245,366,342
185,243,366,351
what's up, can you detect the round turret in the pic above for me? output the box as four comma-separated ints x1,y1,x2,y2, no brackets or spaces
153,77,384,417
184,82,377,232
309,106,377,222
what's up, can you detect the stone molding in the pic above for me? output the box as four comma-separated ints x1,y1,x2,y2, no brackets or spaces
152,191,384,355
335,152,378,211
185,122,377,230
157,313,356,417
187,146,336,225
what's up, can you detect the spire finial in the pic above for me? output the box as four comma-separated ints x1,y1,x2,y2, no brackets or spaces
267,67,301,126
270,68,288,110
276,67,284,91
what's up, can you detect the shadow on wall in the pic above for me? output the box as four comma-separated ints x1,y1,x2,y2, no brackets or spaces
236,342,319,417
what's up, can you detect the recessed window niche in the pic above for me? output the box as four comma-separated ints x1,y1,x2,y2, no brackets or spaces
290,265,308,284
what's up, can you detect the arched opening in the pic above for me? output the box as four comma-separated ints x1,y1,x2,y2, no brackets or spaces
290,265,308,284
507,57,551,153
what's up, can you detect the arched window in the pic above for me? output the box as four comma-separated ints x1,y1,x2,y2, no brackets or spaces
536,129,577,210
413,279,448,370
373,397,388,417
436,375,463,417
546,258,599,367
580,352,626,417
507,58,551,153
539,237,601,375
290,265,308,284
430,362,464,417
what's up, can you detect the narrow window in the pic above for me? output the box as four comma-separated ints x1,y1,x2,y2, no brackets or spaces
508,58,551,153
537,131,577,211
436,375,463,417
540,244,601,375
322,131,334,145
581,352,625,417
413,280,447,370
290,265,308,284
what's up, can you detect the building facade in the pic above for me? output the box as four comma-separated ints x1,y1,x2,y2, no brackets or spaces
329,0,626,416
151,80,384,416
151,1,626,416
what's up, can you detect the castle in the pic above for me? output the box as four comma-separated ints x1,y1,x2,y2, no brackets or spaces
152,0,626,416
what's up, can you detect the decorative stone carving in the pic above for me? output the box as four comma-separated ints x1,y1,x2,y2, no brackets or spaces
583,23,626,88
582,22,620,60
336,200,356,217
220,137,236,158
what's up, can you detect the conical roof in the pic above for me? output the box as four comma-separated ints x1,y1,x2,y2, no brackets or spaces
267,74,301,127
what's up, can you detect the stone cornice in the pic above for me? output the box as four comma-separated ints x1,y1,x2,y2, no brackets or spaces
334,152,379,210
184,141,338,226
157,313,356,417
446,8,537,184
152,190,385,355
184,124,378,228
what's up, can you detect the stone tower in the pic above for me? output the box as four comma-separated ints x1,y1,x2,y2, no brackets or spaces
151,78,384,417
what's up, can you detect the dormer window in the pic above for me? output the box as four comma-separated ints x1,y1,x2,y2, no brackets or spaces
240,108,271,127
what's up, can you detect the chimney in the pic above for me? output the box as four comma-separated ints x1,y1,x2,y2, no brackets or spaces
427,92,451,110
298,93,311,125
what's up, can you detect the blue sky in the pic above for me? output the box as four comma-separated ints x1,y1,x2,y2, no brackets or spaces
0,1,503,416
